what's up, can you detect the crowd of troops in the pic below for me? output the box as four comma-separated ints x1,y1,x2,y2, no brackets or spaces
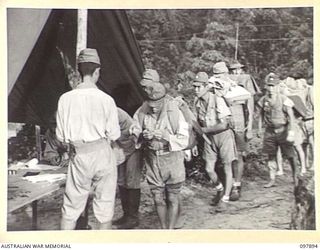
43,48,314,230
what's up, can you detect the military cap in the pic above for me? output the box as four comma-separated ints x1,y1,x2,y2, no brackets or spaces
77,48,101,65
147,83,166,107
192,72,209,86
229,62,244,69
212,62,229,74
140,69,160,87
265,73,280,86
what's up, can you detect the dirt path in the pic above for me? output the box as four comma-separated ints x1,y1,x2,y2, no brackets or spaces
7,136,307,231
133,167,295,230
7,172,296,231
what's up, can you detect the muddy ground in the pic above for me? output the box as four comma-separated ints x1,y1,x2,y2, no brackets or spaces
7,133,313,231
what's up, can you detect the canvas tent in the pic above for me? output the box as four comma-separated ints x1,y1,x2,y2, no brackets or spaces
8,8,145,128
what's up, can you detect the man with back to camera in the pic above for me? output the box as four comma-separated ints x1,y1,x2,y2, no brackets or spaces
56,48,120,230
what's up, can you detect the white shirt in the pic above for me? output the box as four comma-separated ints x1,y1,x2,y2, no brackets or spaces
56,83,120,143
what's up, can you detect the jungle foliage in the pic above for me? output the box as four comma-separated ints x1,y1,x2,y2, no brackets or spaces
127,8,313,100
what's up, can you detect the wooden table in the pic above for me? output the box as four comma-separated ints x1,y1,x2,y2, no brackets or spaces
7,166,67,230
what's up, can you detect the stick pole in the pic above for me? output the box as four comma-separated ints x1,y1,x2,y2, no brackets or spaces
77,9,88,58
35,125,42,161
235,23,239,60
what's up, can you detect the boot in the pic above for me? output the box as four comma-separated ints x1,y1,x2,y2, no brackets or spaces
210,188,224,206
112,186,128,225
229,185,241,201
117,189,140,229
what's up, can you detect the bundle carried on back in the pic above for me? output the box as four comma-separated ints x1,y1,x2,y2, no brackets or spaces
208,76,251,105
280,77,311,119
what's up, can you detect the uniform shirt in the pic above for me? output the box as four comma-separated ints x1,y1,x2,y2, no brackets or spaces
117,107,137,157
257,93,294,127
56,83,120,143
195,92,231,127
133,100,189,152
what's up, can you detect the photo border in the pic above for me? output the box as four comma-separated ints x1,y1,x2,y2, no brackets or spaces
1,0,319,244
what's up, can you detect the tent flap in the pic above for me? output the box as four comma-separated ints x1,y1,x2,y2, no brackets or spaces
8,9,145,126
8,9,78,127
87,9,145,115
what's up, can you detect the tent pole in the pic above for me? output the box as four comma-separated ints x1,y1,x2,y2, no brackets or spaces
35,125,42,161
77,9,88,59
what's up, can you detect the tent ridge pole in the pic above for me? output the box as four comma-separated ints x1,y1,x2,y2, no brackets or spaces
77,9,88,58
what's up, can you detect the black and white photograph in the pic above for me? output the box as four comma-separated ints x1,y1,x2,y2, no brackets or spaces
5,4,316,237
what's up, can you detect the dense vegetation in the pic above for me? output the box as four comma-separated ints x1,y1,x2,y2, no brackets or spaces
127,8,313,100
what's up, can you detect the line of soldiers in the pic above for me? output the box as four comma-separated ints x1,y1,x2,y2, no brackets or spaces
50,48,313,230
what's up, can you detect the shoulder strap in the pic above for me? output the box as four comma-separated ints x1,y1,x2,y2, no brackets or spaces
137,99,181,133
211,93,220,113
260,96,266,107
137,102,149,128
166,101,180,133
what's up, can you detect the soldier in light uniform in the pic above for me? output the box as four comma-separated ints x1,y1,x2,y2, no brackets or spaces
131,83,189,229
193,71,237,210
257,73,298,188
56,48,120,230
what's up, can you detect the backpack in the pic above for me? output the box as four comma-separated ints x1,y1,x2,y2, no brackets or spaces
224,85,251,105
137,96,197,150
